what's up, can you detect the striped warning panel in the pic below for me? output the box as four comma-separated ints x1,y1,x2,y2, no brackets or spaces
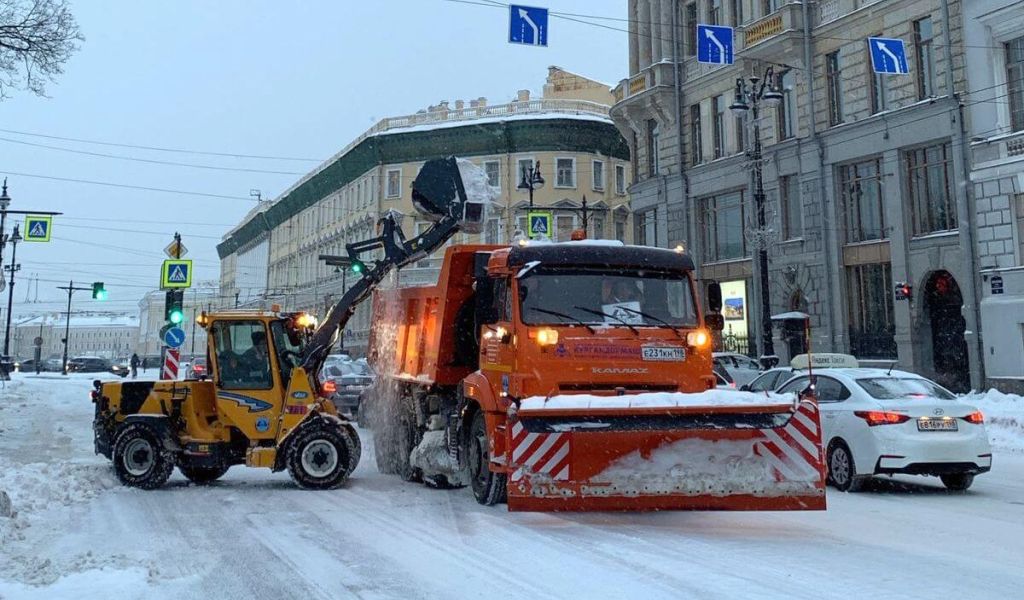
754,400,824,482
509,421,571,482
162,349,180,381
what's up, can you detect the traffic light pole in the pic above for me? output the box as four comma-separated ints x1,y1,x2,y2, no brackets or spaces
2,225,22,358
57,280,92,375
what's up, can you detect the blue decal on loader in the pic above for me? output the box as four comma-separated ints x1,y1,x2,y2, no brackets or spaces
218,391,273,413
255,417,270,432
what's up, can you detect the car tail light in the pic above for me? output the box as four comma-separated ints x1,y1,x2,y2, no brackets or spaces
321,380,337,395
854,410,910,426
964,410,984,424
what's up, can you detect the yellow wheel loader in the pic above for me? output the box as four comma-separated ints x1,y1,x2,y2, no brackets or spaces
91,158,490,490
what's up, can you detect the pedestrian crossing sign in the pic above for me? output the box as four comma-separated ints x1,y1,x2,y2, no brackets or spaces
527,210,552,239
24,215,52,242
161,259,193,289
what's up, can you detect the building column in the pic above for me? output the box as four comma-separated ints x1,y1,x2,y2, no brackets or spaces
629,0,640,74
638,0,652,68
660,0,674,63
650,0,663,63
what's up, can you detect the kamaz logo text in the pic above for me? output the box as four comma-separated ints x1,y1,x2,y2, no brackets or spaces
591,367,649,375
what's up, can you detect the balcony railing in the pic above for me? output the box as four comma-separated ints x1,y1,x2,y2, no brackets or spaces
972,130,1024,166
612,62,677,105
741,3,804,51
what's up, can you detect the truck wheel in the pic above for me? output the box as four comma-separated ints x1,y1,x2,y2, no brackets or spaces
465,410,506,505
940,473,974,491
397,415,423,483
179,463,229,485
112,423,174,490
287,423,358,490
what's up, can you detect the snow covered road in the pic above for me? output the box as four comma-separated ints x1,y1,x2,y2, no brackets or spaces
1,374,1023,599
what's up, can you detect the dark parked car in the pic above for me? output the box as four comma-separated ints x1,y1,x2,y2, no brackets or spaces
68,356,113,373
320,360,374,416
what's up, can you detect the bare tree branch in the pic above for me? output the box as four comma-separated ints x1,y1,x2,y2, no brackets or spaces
0,0,83,99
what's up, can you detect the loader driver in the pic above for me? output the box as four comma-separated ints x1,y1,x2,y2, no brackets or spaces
240,331,272,386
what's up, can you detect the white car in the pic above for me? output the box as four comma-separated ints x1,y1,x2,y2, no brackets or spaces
712,352,763,387
775,362,992,492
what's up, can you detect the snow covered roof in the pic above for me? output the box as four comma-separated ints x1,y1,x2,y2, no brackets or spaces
16,314,139,328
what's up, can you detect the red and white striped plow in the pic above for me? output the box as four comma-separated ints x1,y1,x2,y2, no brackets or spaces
504,398,827,512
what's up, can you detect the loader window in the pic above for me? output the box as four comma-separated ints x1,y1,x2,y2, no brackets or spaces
212,320,273,390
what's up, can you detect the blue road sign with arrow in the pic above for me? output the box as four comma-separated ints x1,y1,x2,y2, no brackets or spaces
509,4,548,47
868,37,909,74
697,24,734,65
163,326,186,349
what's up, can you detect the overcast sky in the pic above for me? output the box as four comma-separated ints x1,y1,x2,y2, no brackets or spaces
0,0,626,313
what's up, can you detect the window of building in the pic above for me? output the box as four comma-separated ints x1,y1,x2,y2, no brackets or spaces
735,110,746,155
647,119,660,176
906,142,957,235
555,214,575,241
615,218,626,242
385,169,401,199
555,157,576,188
592,215,605,239
1007,36,1024,132
709,0,722,25
868,34,890,114
838,158,885,243
915,17,935,99
484,217,499,244
779,175,802,240
777,69,795,140
690,104,703,165
592,160,605,191
762,0,780,15
731,0,743,26
826,51,844,126
713,95,725,159
699,191,746,262
685,3,698,57
615,164,627,195
484,161,500,189
635,208,658,246
847,263,897,359
517,157,536,188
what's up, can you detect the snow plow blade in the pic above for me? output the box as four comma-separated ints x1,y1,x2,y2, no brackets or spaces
505,392,826,512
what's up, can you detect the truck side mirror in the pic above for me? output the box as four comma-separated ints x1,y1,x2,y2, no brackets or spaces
707,282,723,313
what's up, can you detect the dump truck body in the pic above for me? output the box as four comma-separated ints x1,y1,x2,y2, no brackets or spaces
368,241,827,511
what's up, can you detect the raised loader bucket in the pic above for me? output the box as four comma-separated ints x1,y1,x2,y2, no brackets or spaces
505,391,826,512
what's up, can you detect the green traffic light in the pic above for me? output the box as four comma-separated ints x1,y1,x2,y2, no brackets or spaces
169,309,184,324
351,261,364,273
96,289,108,301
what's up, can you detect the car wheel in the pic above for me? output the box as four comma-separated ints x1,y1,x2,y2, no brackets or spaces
940,473,974,491
179,463,230,484
827,441,866,492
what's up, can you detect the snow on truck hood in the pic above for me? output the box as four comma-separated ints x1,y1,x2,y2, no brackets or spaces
521,390,797,410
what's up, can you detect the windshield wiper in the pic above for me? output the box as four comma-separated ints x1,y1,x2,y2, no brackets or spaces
614,306,684,340
527,307,596,333
573,305,639,336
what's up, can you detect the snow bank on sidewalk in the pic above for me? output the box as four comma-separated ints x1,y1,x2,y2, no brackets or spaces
961,389,1024,452
521,389,796,410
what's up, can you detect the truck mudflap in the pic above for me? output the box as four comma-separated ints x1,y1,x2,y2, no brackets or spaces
504,392,826,512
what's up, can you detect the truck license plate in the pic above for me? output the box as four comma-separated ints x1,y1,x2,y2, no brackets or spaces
917,417,958,432
641,346,685,361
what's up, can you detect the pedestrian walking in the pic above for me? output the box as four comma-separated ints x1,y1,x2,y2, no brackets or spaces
130,353,140,379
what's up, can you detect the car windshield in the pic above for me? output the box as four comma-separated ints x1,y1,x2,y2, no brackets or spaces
519,268,698,328
856,378,955,400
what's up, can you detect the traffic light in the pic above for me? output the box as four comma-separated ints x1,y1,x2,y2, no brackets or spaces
350,259,365,274
91,282,107,300
165,290,184,324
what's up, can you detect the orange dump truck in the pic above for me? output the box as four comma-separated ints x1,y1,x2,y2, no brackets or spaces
367,240,826,511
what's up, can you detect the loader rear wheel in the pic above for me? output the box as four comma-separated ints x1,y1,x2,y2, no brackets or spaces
465,410,506,506
287,423,357,490
179,463,229,485
112,423,174,490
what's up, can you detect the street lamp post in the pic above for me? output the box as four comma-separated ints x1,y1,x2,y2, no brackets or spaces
517,161,545,210
730,67,783,369
2,224,22,358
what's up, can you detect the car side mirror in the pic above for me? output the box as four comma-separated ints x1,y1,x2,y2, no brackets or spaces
705,313,725,331
707,282,723,313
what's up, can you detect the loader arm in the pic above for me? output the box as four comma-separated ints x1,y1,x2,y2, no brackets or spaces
300,157,486,374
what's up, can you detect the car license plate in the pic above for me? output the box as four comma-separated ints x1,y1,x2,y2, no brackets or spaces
641,346,685,361
917,417,958,432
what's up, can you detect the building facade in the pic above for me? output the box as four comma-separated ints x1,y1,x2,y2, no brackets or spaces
965,0,1024,392
218,67,632,357
136,284,218,358
11,313,139,362
613,0,984,391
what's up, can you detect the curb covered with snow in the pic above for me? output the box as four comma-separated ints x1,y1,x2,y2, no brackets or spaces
961,389,1024,452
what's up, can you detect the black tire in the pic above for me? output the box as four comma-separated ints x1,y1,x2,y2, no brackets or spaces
286,422,358,490
397,412,423,483
112,422,174,490
341,423,362,473
940,473,975,491
827,441,866,492
464,409,506,505
179,463,229,485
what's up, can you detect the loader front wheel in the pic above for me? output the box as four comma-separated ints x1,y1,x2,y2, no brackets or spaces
112,423,174,490
179,463,230,485
465,410,506,506
287,424,357,490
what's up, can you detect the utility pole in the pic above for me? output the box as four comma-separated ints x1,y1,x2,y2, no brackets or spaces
730,68,784,368
57,280,92,375
2,225,22,358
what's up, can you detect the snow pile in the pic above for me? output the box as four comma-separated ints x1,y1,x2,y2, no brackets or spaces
593,438,816,497
522,390,796,411
456,158,500,208
961,389,1024,452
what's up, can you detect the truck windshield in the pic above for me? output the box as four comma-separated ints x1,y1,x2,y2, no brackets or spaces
518,268,698,328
